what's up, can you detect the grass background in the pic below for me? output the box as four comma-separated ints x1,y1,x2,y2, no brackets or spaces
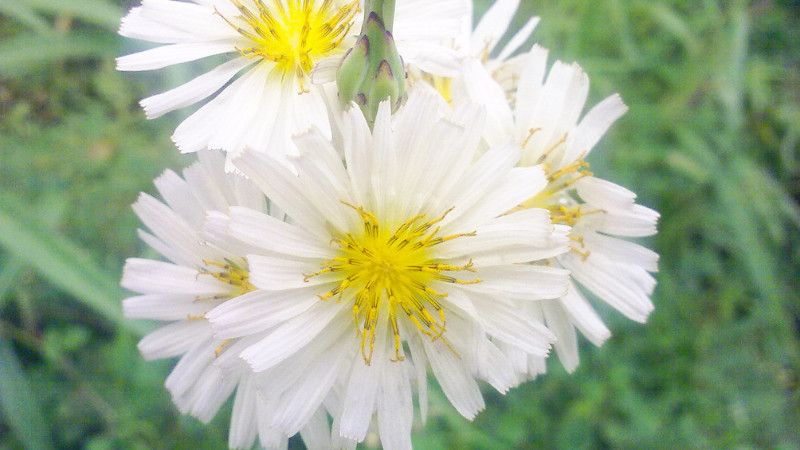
1,0,798,448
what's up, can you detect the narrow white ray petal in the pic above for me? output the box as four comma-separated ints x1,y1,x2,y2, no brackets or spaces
563,253,655,322
132,193,204,263
241,302,347,372
273,342,349,435
247,255,336,291
459,59,514,148
436,208,559,258
229,207,333,259
469,294,555,356
121,258,224,295
541,300,579,372
514,45,549,143
207,288,319,339
136,229,193,267
164,338,216,396
377,361,414,450
137,320,213,360
299,407,332,450
571,94,628,159
116,42,235,71
470,0,519,56
496,15,539,62
119,0,237,43
229,374,259,450
559,282,611,346
581,230,659,272
153,169,205,229
422,333,484,420
141,58,250,119
234,150,331,238
339,313,389,441
460,264,569,301
124,293,221,320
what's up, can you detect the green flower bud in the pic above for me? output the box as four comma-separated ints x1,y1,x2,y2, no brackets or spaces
335,0,405,126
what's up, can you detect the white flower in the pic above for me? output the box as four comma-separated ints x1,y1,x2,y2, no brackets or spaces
117,0,470,166
121,151,331,449
454,43,660,371
203,88,570,449
407,0,538,151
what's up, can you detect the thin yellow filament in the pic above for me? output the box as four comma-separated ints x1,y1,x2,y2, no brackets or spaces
305,202,480,365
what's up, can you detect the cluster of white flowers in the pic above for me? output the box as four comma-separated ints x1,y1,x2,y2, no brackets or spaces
119,0,658,448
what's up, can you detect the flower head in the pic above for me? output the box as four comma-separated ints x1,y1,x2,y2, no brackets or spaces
117,0,470,165
121,151,330,448
447,40,660,371
203,88,570,447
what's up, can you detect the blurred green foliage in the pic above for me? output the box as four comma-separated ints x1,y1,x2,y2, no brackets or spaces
0,0,798,448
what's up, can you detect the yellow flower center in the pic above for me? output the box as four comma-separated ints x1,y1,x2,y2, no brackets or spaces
305,203,481,365
219,0,358,91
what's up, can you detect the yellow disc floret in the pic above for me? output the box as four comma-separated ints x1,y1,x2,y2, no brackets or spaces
218,0,358,91
304,202,481,365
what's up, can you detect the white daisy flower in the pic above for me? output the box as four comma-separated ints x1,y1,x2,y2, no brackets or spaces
204,88,570,448
117,0,469,165
454,44,660,371
121,151,334,448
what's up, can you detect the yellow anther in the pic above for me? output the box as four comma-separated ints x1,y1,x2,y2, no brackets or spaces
217,0,357,85
308,203,481,364
521,127,542,149
215,339,230,356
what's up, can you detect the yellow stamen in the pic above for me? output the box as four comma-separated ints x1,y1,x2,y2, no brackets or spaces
217,0,358,92
199,258,256,297
305,203,479,364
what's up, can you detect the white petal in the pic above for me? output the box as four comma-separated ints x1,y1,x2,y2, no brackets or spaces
562,252,655,322
207,288,319,338
468,293,555,356
138,320,213,360
132,193,204,263
377,362,414,450
496,16,539,62
117,42,235,71
229,375,259,450
241,302,347,372
229,207,333,259
299,408,332,450
541,300,579,372
571,94,628,160
141,58,251,119
422,333,484,420
559,282,611,346
272,342,349,435
461,264,569,301
470,0,519,56
123,293,220,320
121,258,224,295
246,255,336,291
339,313,390,441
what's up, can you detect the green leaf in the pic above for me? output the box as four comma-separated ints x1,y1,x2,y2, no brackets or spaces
0,33,118,77
0,2,52,34
0,198,147,335
18,0,123,31
0,338,54,450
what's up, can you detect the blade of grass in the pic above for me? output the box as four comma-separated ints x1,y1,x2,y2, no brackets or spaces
0,258,25,311
0,199,147,335
0,33,118,77
0,337,54,450
18,0,123,31
0,3,52,34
